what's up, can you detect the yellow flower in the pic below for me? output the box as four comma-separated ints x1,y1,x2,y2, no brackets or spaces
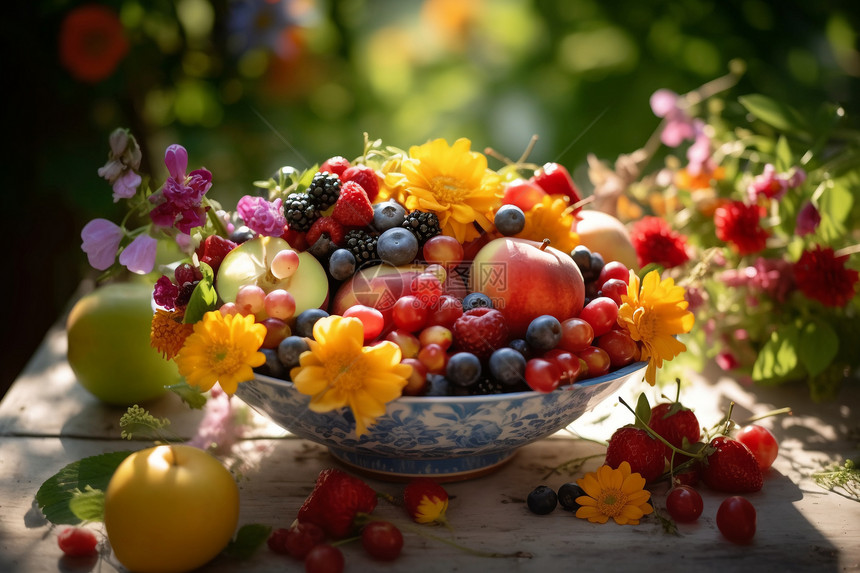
575,462,654,525
617,270,695,386
398,138,502,243
150,307,193,360
174,311,267,395
290,315,412,436
515,195,579,254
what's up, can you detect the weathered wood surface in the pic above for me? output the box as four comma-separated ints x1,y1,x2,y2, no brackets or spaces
1,322,858,572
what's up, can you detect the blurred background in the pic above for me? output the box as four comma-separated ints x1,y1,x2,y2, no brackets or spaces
3,0,858,396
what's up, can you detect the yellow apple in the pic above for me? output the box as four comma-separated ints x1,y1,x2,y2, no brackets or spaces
573,210,639,270
104,444,240,573
67,282,180,405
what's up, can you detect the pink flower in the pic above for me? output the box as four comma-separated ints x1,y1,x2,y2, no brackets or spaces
149,144,212,234
164,144,189,180
81,218,123,270
796,201,821,236
747,164,807,202
111,169,141,202
720,257,794,303
715,351,739,371
98,128,142,201
187,388,246,453
119,234,158,274
237,195,286,237
650,89,696,147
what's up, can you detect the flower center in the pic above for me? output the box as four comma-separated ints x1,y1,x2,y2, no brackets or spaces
429,175,468,202
209,344,243,376
633,306,658,341
325,353,368,391
596,489,628,517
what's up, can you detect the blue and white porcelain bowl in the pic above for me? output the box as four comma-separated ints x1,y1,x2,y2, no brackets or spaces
235,361,646,481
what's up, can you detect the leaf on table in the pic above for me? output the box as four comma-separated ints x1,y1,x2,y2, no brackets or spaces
222,523,273,559
35,451,133,525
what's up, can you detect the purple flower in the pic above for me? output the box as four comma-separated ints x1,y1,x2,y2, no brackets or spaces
237,195,286,237
149,144,212,234
112,169,141,202
81,218,123,270
164,144,188,180
119,234,158,274
153,275,179,309
796,201,821,237
685,120,713,176
650,89,696,147
98,128,142,201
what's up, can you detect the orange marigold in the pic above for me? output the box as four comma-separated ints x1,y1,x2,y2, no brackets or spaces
151,308,194,360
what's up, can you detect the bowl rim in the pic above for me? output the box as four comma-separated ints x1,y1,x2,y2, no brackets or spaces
248,360,647,405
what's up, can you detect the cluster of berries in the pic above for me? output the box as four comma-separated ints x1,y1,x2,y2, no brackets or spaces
266,468,450,572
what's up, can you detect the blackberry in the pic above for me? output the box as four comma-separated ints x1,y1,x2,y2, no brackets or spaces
402,210,441,245
470,377,506,396
306,171,341,210
344,229,379,265
284,192,318,232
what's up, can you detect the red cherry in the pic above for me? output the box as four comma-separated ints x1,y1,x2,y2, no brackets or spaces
524,358,562,392
502,179,548,211
578,297,618,337
361,521,404,561
665,485,703,523
735,425,779,471
716,496,756,544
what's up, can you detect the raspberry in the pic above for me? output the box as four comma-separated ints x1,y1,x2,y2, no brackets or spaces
280,227,309,252
332,181,374,227
320,156,351,177
451,308,509,359
57,527,98,557
306,216,346,247
195,235,237,274
342,165,380,202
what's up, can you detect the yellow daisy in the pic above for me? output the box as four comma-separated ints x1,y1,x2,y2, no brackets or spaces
515,194,579,254
617,270,695,386
290,315,413,436
398,138,502,243
575,461,654,525
150,307,194,360
174,311,267,395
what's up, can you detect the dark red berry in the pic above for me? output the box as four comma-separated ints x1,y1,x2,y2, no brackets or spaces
57,527,98,557
361,521,404,561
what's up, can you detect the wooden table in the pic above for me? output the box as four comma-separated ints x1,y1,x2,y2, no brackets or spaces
1,319,858,572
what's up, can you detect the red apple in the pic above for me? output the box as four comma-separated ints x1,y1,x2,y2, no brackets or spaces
573,210,638,270
470,237,585,338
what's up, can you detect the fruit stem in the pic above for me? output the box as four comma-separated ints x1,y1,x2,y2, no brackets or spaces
742,406,793,425
617,397,704,460
539,239,551,251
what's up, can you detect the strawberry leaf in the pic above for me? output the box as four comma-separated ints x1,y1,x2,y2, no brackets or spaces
634,393,651,429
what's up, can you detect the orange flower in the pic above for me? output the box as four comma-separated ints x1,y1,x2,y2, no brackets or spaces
150,308,194,360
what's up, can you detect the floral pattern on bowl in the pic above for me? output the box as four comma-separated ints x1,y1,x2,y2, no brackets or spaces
235,361,646,480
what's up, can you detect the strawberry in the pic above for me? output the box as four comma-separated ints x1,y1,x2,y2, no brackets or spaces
342,165,380,203
320,155,351,177
195,235,237,274
297,468,379,539
403,478,449,524
451,308,509,359
306,216,347,247
332,181,374,227
648,401,701,461
701,436,764,493
604,426,666,483
531,162,582,207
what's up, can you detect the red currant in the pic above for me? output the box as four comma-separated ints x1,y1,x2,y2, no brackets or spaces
284,521,326,559
361,521,404,561
57,527,98,557
304,544,345,573
716,496,756,544
734,424,778,471
665,485,703,523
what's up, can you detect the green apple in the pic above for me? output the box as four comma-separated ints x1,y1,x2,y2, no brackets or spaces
470,237,585,338
67,282,179,405
104,444,240,573
216,236,328,315
573,209,639,270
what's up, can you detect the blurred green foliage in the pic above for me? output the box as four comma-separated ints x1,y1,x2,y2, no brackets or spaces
2,0,858,390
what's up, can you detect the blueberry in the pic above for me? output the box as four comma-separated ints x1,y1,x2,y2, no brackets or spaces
462,292,493,311
230,225,256,244
557,482,586,512
445,352,482,387
372,200,407,233
494,204,526,236
376,227,419,266
425,374,451,396
294,308,329,339
277,335,310,369
488,347,527,387
508,338,531,359
256,348,286,379
328,248,356,281
525,315,562,351
526,485,558,515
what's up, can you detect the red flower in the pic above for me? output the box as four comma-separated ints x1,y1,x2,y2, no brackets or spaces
59,5,129,83
793,246,859,307
713,200,769,255
629,216,690,268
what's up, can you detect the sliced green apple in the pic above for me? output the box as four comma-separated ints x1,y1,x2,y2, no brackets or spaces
216,236,328,315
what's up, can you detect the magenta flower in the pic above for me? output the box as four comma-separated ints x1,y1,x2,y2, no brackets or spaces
81,218,123,270
237,195,286,237
153,275,179,309
650,89,696,147
747,164,807,202
149,144,212,234
119,234,158,274
164,144,188,180
796,201,821,236
720,257,795,303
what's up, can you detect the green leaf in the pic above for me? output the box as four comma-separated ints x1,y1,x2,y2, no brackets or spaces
634,393,651,428
739,94,808,134
817,181,854,242
752,325,800,383
184,261,218,324
774,135,794,172
35,451,133,525
166,381,208,409
798,321,839,377
68,486,106,523
223,524,273,559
